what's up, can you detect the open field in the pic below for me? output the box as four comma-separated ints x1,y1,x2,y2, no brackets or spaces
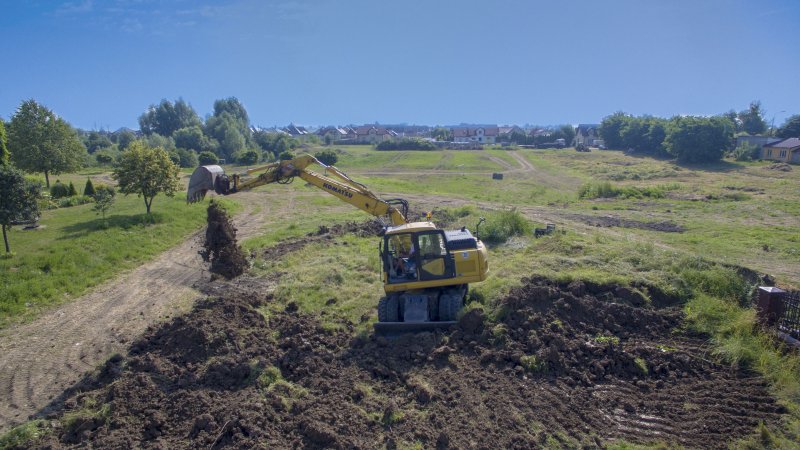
1,147,799,448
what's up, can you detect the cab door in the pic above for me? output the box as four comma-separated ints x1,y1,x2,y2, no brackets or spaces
415,231,455,281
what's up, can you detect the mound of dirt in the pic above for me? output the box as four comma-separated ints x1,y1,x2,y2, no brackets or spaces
200,201,248,279
261,219,384,262
27,277,784,449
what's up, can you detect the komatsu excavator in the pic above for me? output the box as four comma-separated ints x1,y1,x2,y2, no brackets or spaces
187,154,488,332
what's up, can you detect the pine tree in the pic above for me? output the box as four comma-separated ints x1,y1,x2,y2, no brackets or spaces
84,178,96,196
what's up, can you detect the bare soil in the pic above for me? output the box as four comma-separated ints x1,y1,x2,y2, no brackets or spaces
23,276,784,449
560,213,685,233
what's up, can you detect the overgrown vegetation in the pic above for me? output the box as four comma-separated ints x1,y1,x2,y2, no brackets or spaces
577,181,677,199
375,138,436,151
480,208,531,244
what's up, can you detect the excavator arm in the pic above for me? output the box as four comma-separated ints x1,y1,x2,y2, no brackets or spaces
187,154,408,226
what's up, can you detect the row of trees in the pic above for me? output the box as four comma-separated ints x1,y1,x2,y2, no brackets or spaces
599,112,735,163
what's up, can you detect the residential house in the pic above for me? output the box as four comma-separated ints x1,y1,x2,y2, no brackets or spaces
498,126,525,140
355,126,393,144
762,138,800,163
316,126,348,139
283,124,309,136
736,135,781,149
575,124,601,147
452,127,499,144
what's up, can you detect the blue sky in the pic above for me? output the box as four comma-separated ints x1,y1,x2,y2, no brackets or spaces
1,0,798,130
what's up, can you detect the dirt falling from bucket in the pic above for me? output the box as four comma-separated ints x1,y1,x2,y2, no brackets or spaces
200,201,248,279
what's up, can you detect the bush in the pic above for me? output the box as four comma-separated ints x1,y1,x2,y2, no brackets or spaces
175,148,199,168
68,182,78,197
58,195,93,208
50,181,70,199
278,151,294,161
83,178,96,196
235,149,260,165
167,151,181,166
731,142,761,162
481,208,531,244
376,138,436,151
95,153,114,165
314,150,338,166
198,151,219,166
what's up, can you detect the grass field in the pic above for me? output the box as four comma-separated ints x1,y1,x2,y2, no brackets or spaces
0,176,236,327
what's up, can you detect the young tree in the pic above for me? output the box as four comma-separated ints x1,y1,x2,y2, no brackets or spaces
92,185,116,221
314,150,338,166
198,151,219,165
84,178,96,196
112,141,180,215
0,165,40,253
7,100,86,187
0,119,9,166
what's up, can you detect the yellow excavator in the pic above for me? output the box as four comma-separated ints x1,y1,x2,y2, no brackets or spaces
187,154,489,332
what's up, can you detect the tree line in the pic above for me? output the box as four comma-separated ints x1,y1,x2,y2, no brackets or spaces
598,102,800,163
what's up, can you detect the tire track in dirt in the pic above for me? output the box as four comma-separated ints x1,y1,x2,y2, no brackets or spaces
0,191,275,432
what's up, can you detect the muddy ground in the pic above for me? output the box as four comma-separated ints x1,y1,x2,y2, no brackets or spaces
561,213,685,233
22,272,784,449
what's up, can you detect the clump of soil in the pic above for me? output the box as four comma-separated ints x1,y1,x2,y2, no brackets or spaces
200,201,248,279
28,277,784,449
563,213,685,232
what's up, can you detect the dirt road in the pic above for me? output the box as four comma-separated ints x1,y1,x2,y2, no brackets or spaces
0,191,276,432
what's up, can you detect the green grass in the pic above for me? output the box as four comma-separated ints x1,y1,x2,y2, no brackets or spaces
0,192,237,327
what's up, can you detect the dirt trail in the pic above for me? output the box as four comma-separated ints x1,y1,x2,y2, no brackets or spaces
0,191,275,433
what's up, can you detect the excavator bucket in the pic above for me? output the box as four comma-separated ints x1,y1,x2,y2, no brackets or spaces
187,165,225,203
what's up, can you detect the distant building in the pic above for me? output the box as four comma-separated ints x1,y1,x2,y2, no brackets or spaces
762,138,800,163
282,124,309,136
452,127,498,144
355,126,393,143
575,124,601,146
736,135,781,149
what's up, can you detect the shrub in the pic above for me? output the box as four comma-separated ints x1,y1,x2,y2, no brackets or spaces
481,208,531,244
83,178,96,196
314,150,338,166
58,195,93,208
235,149,260,165
50,181,70,199
198,151,219,166
731,142,761,162
175,148,199,168
167,151,181,166
95,153,114,165
67,182,78,197
376,138,436,151
278,151,294,161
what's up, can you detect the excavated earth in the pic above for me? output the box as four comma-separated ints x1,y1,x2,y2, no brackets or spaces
21,269,785,449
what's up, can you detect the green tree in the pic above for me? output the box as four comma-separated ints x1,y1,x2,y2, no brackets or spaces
738,101,767,135
138,98,201,137
7,100,86,187
314,150,338,165
174,125,213,152
84,131,113,153
235,149,259,165
198,151,219,165
67,181,78,197
175,148,199,168
776,114,800,138
112,141,180,215
115,129,136,150
431,127,453,141
0,119,9,166
664,116,733,163
92,185,116,221
84,178,96,196
0,164,40,253
599,112,632,149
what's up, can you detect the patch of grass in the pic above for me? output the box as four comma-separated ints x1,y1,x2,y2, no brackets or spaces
0,194,237,327
578,181,677,200
634,357,648,374
481,208,531,244
594,335,621,345
520,354,547,373
0,420,50,448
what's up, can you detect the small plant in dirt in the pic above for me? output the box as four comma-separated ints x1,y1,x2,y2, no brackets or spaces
594,335,620,345
520,354,547,373
0,420,51,448
634,357,648,374
381,401,405,427
200,200,248,279
256,365,283,389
